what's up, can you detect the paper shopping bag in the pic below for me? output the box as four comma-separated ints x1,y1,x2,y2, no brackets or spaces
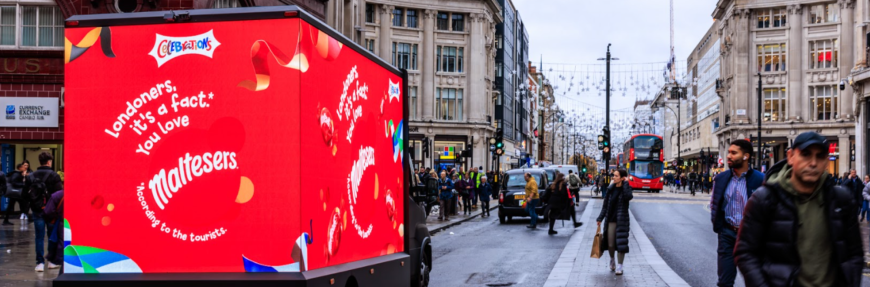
590,226,602,259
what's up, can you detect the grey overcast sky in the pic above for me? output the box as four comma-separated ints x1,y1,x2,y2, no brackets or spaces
513,0,719,112
512,0,719,143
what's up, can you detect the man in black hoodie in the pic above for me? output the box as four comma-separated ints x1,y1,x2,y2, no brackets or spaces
30,152,63,272
734,132,863,287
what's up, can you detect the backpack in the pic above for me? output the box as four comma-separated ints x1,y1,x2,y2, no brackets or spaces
568,174,580,188
30,172,53,210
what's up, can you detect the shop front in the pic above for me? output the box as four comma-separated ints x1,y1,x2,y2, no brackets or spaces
0,60,65,211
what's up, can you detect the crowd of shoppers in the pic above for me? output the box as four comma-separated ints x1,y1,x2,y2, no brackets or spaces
0,152,64,273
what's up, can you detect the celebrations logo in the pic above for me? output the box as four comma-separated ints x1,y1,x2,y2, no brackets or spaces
148,30,221,67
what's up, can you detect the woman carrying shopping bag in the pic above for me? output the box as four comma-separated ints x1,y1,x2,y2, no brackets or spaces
596,169,633,276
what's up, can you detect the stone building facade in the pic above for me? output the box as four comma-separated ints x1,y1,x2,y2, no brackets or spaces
848,0,870,176
713,0,858,175
678,23,721,172
324,0,503,171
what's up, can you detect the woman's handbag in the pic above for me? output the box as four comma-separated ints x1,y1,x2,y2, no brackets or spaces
590,225,602,259
4,182,22,199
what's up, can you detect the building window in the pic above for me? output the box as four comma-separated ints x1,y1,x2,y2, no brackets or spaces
392,8,403,27
364,39,375,52
409,86,417,119
437,12,449,30
436,46,463,73
0,7,14,45
365,4,374,23
809,39,838,69
392,42,417,70
406,9,418,28
757,43,786,72
496,35,502,49
451,14,464,32
436,88,463,121
808,3,838,24
495,64,503,77
757,8,786,28
762,88,786,121
213,0,239,8
2,6,63,48
810,85,838,120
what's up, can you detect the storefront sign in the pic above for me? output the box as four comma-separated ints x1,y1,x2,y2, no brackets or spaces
0,58,63,74
0,97,59,128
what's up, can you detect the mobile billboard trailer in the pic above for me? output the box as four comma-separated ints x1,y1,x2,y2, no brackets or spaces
58,6,431,287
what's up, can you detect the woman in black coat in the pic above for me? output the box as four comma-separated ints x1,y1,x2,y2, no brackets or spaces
543,173,582,235
596,169,633,276
3,162,32,225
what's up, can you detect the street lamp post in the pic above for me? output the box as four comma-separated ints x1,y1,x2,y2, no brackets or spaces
598,44,619,181
756,73,763,169
654,99,681,174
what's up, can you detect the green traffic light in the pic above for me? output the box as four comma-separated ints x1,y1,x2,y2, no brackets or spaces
496,142,504,148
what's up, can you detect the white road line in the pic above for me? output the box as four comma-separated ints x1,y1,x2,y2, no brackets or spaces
629,208,692,287
542,199,595,287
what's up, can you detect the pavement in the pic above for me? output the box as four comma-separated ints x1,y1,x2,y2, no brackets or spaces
0,217,57,287
542,197,689,287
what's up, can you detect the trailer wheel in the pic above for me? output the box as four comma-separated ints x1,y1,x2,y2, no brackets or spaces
417,242,431,287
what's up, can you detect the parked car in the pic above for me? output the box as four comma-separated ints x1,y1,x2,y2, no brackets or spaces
497,168,551,224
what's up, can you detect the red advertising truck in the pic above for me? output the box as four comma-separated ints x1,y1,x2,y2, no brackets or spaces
57,6,431,287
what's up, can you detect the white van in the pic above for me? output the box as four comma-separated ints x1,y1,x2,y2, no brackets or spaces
546,165,580,178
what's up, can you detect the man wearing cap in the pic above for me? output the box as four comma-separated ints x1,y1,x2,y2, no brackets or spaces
709,139,765,287
735,132,863,287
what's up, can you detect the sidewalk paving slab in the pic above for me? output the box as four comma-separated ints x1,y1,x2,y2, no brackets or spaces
543,197,690,287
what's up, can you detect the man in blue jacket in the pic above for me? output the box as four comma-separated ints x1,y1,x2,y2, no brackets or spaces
709,139,764,287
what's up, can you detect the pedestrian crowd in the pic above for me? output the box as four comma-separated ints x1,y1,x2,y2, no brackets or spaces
709,133,864,287
415,166,497,221
1,152,65,273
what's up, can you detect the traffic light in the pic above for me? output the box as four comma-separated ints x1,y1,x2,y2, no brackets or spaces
601,126,610,149
422,137,430,158
582,165,587,173
494,131,504,156
597,135,605,150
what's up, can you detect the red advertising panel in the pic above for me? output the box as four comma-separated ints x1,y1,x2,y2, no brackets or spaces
64,17,403,274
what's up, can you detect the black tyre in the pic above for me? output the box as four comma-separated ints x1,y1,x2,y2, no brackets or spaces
507,216,513,222
498,209,506,224
417,242,431,287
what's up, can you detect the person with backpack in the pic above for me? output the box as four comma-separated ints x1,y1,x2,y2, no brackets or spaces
30,152,63,272
568,170,581,203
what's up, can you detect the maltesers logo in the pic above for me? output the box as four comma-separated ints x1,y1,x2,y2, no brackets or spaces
148,30,221,67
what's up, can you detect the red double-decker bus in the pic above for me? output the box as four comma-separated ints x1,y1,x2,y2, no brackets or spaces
622,134,665,192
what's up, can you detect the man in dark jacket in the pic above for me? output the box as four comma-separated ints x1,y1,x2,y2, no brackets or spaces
30,151,63,272
844,169,865,214
709,139,765,287
735,132,863,287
